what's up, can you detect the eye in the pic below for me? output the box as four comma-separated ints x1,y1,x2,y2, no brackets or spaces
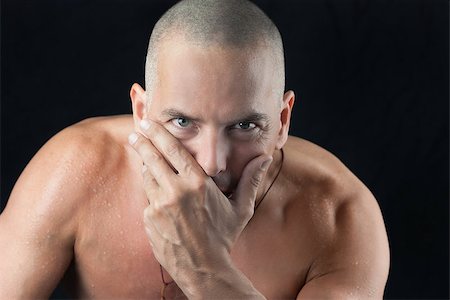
172,117,191,128
234,121,256,130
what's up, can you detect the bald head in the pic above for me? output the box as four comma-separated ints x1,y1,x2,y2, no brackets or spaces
145,0,285,101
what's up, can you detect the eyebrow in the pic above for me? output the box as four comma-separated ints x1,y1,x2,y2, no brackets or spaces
231,112,270,124
161,108,201,122
160,108,270,124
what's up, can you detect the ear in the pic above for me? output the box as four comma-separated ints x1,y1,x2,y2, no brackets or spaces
275,90,295,149
130,83,147,130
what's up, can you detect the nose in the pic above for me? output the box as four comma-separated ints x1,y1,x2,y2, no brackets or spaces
195,130,228,177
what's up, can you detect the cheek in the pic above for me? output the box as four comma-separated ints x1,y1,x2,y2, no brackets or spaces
227,140,273,178
233,143,266,160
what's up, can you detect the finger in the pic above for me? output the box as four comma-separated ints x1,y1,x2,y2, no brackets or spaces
233,154,273,216
128,132,176,188
142,164,158,204
139,119,203,177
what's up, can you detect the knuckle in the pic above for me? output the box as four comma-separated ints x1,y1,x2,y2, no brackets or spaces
143,206,153,221
250,173,262,188
150,150,164,162
143,175,157,186
165,141,180,157
143,187,157,201
152,201,165,215
138,144,161,163
136,135,150,150
245,206,255,219
131,134,141,146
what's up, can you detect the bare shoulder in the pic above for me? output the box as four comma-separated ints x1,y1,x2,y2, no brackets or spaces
4,115,134,218
283,136,390,298
283,136,371,209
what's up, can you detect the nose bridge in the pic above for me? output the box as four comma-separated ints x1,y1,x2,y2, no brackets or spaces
197,129,228,176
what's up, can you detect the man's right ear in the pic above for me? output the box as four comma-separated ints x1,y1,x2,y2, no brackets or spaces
129,83,147,128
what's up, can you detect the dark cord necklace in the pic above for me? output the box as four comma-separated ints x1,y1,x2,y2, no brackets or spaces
158,148,285,299
253,148,284,212
159,264,174,300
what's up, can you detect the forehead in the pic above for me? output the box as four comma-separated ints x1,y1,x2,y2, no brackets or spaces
152,39,276,118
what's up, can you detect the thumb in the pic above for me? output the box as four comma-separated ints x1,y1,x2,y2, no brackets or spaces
233,154,273,213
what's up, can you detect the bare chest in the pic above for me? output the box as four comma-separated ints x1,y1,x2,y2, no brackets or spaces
69,188,310,299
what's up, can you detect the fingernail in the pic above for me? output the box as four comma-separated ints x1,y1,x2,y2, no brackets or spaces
260,158,273,171
140,119,151,130
128,133,138,145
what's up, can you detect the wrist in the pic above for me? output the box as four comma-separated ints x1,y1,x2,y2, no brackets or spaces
179,256,264,299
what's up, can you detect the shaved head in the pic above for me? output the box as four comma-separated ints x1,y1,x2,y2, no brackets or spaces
145,0,285,101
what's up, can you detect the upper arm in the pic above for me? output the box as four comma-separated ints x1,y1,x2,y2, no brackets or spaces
297,190,390,299
0,125,95,298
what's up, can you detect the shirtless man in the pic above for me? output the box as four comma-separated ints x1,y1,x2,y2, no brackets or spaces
0,0,389,298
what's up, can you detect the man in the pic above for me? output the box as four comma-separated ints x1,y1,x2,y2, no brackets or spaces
0,0,389,298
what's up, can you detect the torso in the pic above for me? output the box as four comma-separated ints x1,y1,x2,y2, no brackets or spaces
60,115,363,299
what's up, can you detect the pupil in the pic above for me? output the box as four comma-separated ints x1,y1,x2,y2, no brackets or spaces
177,118,188,127
240,122,250,129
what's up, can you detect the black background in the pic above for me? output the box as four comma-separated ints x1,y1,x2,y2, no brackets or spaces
1,0,448,298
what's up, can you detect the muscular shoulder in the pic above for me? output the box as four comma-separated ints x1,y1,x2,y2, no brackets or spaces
5,115,133,217
55,116,130,180
283,136,389,297
283,136,367,213
32,116,129,190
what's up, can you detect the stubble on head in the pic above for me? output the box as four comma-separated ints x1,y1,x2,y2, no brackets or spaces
143,0,286,109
